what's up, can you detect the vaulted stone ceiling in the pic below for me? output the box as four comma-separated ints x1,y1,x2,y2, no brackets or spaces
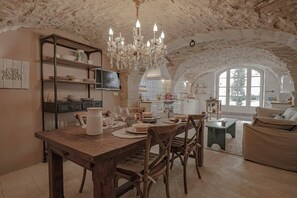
1,0,297,86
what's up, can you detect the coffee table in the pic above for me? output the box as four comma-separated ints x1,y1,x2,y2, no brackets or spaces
206,118,237,150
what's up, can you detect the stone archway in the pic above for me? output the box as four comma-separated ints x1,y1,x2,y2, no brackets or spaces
166,29,297,105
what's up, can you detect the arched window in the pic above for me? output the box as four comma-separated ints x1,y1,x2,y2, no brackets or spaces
217,67,263,110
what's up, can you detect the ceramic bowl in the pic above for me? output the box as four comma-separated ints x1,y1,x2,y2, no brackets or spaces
132,123,152,132
87,60,94,64
67,95,80,101
143,112,153,118
175,114,187,121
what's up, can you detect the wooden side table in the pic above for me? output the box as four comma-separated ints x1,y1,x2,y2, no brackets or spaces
206,99,222,120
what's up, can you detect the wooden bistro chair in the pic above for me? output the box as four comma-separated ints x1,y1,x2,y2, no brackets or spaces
170,114,206,194
115,123,183,198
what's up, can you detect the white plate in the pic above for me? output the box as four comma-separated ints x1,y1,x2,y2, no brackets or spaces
126,127,147,134
162,119,177,124
112,129,147,139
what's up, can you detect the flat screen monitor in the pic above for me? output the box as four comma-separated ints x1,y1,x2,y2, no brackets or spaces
95,69,120,90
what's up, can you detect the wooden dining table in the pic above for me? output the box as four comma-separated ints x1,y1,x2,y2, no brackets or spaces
35,120,204,198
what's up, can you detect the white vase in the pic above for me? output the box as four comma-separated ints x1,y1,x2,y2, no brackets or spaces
86,107,103,136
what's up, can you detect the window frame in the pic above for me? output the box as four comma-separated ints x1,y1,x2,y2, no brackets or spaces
217,67,264,109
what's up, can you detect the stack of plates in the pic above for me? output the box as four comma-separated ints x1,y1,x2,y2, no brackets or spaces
81,98,94,101
83,78,96,83
61,55,76,61
49,76,69,80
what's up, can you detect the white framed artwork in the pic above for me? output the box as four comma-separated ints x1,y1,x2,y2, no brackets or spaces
0,58,29,89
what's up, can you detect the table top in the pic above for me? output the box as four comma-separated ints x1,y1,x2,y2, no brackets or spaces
205,118,237,129
36,125,146,163
35,119,186,164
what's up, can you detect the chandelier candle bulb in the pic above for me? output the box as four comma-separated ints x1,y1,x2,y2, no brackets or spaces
136,19,141,28
161,31,165,39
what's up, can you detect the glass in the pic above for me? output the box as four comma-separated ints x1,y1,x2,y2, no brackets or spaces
252,69,260,76
119,107,130,122
113,106,121,121
219,87,226,96
105,117,114,128
251,76,260,86
251,87,260,107
220,71,227,78
219,78,226,87
219,96,226,105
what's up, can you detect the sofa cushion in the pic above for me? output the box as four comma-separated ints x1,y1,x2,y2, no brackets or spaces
274,113,285,120
253,117,297,131
283,107,297,120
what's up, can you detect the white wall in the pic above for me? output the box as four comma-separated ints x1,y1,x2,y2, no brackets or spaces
140,77,171,100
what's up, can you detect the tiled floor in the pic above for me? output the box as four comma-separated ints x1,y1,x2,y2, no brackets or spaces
0,150,296,198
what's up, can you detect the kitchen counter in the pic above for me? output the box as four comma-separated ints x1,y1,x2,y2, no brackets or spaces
140,99,201,114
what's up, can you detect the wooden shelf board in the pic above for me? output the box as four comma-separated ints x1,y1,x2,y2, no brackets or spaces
43,57,101,69
44,79,101,85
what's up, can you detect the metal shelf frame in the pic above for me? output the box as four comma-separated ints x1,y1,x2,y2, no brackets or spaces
40,34,103,162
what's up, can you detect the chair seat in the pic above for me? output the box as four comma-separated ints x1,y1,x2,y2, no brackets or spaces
171,137,185,148
171,137,200,150
117,150,160,174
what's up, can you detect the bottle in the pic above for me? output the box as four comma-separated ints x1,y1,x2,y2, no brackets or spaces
86,107,103,135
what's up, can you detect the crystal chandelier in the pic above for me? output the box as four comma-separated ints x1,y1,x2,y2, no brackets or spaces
107,0,167,71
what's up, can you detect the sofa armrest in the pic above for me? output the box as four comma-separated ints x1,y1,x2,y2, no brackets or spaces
255,107,284,118
243,123,297,172
253,117,297,131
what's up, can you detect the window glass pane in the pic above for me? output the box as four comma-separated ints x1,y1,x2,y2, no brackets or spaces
219,88,226,96
251,87,260,107
219,78,226,87
230,77,247,87
219,96,226,105
252,70,260,77
230,77,235,86
230,68,247,78
229,96,246,106
251,77,260,86
230,69,236,78
220,71,227,78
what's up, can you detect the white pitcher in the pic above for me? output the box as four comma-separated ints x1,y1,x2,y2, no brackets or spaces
86,107,103,136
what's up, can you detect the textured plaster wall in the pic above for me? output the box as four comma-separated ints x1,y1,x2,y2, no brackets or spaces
0,28,121,175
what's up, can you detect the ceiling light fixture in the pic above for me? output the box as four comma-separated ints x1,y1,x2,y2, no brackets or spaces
107,0,167,71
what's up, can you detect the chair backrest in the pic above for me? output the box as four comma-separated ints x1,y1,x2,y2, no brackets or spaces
74,110,110,128
183,114,206,150
142,123,183,193
74,112,88,128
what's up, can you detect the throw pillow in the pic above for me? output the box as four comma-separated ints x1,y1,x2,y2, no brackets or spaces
274,113,285,120
290,112,297,121
283,107,297,120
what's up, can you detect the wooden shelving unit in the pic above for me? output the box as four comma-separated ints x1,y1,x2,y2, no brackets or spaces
40,34,103,162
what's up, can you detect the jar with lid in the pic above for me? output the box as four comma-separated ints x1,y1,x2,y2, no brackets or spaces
76,49,87,63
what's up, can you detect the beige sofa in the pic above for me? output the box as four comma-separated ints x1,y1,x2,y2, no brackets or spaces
243,107,297,172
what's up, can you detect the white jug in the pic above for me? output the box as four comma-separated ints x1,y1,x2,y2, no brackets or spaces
86,107,103,135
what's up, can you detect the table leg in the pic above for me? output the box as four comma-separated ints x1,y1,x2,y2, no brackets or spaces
92,159,116,198
198,122,204,167
48,145,64,198
227,123,236,138
207,128,226,150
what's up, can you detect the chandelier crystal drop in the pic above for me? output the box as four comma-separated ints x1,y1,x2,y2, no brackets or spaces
107,0,167,71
